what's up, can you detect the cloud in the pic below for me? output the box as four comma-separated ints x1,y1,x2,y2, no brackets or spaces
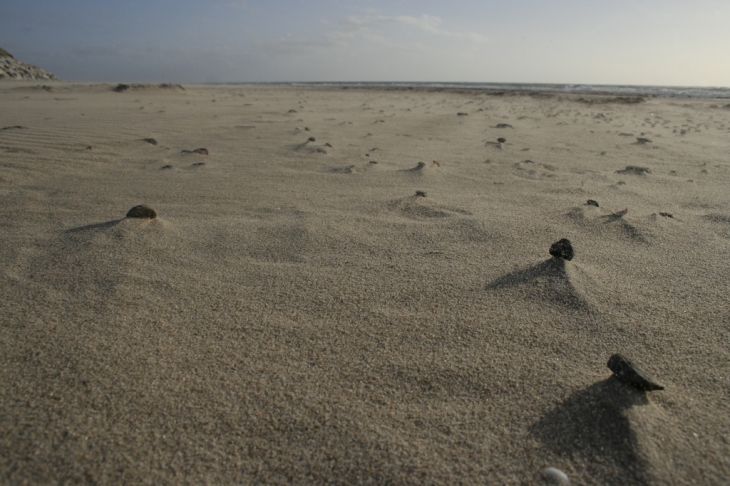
339,14,489,43
225,0,249,10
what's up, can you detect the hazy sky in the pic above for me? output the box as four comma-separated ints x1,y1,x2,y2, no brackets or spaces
1,0,728,86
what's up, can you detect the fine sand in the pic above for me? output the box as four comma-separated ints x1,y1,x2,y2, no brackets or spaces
1,82,729,485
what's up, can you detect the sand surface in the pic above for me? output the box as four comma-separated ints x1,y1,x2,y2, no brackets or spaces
1,82,729,485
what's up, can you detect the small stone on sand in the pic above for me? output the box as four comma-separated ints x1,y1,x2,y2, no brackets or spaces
586,199,599,207
659,212,674,218
542,467,570,485
415,190,427,197
549,239,574,261
457,112,468,116
497,137,507,143
636,137,652,144
143,138,158,145
617,166,651,175
161,164,173,170
126,204,157,219
307,137,316,142
495,123,513,128
324,142,333,147
192,148,209,155
607,354,664,391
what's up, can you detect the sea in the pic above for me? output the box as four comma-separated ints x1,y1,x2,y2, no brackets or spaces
281,82,730,100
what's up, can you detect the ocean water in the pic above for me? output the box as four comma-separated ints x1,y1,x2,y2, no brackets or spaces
282,82,730,100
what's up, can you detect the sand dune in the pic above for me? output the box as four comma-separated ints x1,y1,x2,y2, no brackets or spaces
1,82,729,484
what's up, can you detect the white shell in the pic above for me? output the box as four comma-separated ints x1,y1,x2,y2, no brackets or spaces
542,467,570,485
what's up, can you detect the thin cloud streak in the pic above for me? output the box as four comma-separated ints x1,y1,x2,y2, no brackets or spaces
340,14,489,43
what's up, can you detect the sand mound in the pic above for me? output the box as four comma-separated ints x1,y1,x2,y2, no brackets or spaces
486,256,599,311
567,206,651,243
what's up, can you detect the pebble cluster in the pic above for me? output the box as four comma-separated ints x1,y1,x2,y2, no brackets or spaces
0,52,58,80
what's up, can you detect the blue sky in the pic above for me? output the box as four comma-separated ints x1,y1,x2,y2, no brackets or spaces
1,0,728,86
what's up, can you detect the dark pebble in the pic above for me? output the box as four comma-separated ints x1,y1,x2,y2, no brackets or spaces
497,137,507,143
161,165,173,169
457,112,468,116
586,199,600,207
617,166,651,175
126,204,157,219
304,127,310,131
607,354,664,391
636,137,652,144
192,162,205,167
415,190,427,197
192,148,209,155
495,123,513,128
314,147,327,154
549,238,574,261
324,142,332,147
659,212,674,218
143,138,158,145
307,137,316,142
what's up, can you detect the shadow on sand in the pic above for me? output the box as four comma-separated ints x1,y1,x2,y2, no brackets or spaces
530,377,651,485
64,219,125,233
485,257,593,310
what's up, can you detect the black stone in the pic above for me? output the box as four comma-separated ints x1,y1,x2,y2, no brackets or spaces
607,354,664,391
126,204,157,219
617,166,651,175
143,138,158,145
307,137,316,142
549,239,574,261
497,137,507,143
495,123,513,128
586,199,599,207
457,112,468,116
415,190,427,197
636,137,652,144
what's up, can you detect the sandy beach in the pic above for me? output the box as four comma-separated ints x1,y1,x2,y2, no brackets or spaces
1,82,729,484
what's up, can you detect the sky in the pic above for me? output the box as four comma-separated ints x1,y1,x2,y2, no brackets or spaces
1,0,728,87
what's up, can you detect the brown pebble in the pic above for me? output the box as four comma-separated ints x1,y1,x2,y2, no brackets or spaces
143,138,158,145
192,148,209,155
324,142,333,147
497,137,506,143
126,204,157,219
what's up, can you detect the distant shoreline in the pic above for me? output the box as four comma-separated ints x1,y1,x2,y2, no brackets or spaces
218,81,730,100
